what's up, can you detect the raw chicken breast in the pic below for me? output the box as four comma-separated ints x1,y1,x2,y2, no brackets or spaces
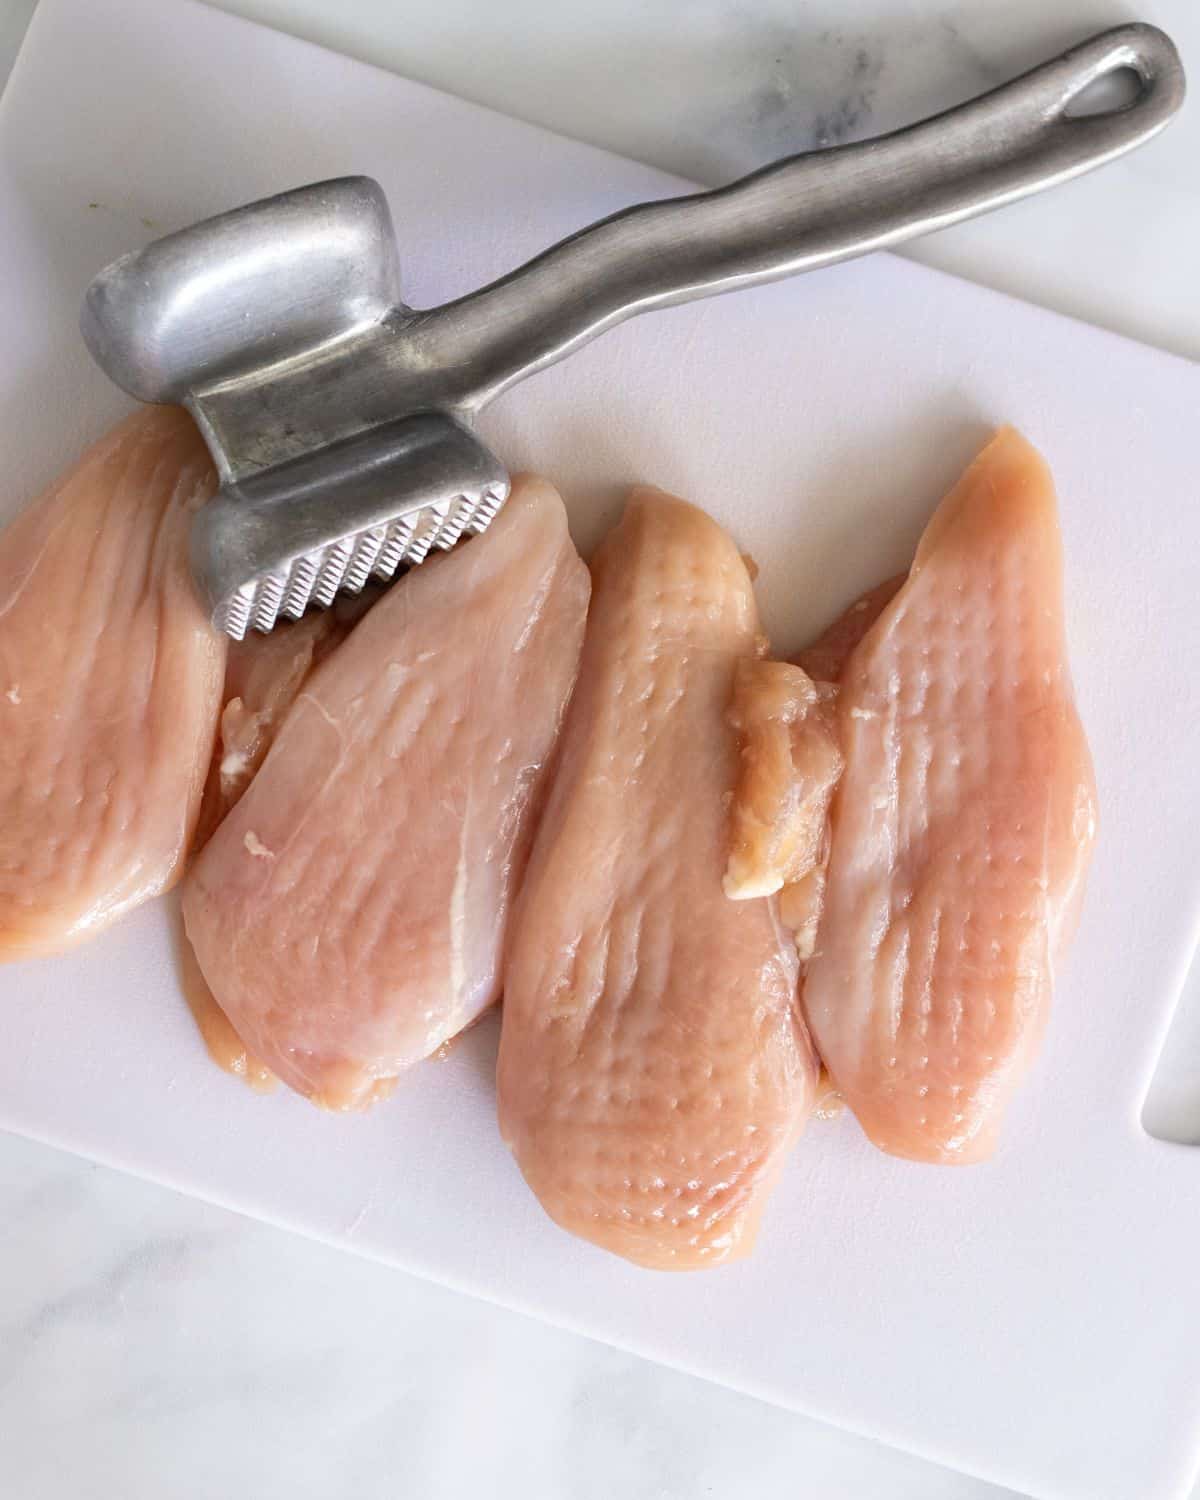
499,488,817,1270
0,408,224,957
803,429,1097,1163
183,476,589,1109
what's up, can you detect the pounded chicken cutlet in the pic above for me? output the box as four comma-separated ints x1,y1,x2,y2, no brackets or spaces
0,407,224,957
183,477,589,1109
499,488,817,1269
802,429,1097,1163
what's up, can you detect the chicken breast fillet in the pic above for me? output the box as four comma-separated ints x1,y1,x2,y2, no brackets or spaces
802,429,1097,1163
499,488,817,1270
0,408,224,957
183,477,589,1109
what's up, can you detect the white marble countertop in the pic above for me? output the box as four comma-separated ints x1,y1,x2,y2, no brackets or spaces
1,2,1196,1497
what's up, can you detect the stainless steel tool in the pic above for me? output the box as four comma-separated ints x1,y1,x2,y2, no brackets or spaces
81,22,1184,639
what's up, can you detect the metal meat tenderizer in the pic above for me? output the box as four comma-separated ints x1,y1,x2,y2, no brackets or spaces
80,23,1183,639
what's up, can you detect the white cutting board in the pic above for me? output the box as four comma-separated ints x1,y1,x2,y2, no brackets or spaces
3,0,1200,1495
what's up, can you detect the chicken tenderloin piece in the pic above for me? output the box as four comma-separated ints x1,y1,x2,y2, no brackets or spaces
499,488,817,1270
723,574,906,951
724,658,843,960
183,476,589,1109
0,408,225,957
803,429,1097,1163
724,659,842,905
185,596,384,1089
184,609,360,1093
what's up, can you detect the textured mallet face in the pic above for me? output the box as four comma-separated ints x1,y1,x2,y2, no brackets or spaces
199,413,513,641
214,480,509,639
